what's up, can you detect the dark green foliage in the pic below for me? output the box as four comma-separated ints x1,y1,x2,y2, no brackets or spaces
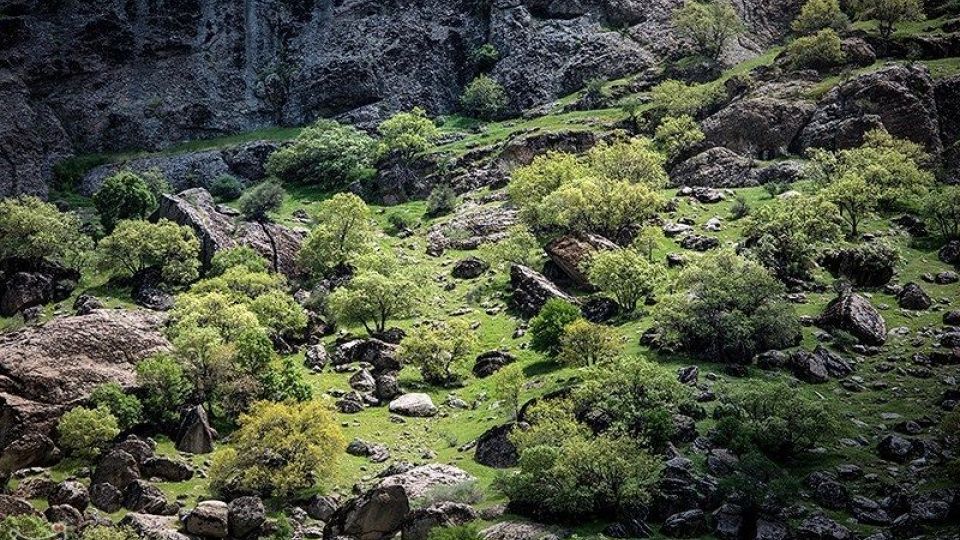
718,451,800,511
428,524,482,540
470,43,501,71
266,120,379,188
426,184,458,217
529,299,582,356
239,181,285,222
136,354,191,427
210,174,244,201
0,516,54,539
729,194,750,219
460,74,508,120
90,382,143,431
53,154,109,192
93,170,158,232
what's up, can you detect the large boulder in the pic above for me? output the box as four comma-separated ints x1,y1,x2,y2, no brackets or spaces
154,188,306,278
701,97,816,159
120,513,190,540
669,147,756,188
0,258,80,316
897,282,932,311
544,234,619,290
0,310,169,472
92,449,141,491
183,500,229,538
175,405,216,454
816,292,887,346
510,264,576,318
798,64,942,153
472,350,515,378
474,423,519,468
388,393,438,418
228,496,266,539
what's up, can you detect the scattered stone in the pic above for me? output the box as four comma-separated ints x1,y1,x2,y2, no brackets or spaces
473,351,515,378
509,264,575,318
897,282,933,310
451,257,489,280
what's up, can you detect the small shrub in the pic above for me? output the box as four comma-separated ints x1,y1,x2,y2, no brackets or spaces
81,526,139,540
0,516,54,539
649,79,725,119
428,524,482,540
557,319,622,367
764,181,790,198
529,298,582,356
426,184,458,217
654,114,705,161
58,406,120,459
387,212,415,235
90,382,143,431
379,107,441,158
587,248,666,313
210,174,244,201
785,29,846,70
400,320,478,385
461,74,508,120
412,480,484,509
792,0,849,34
470,43,501,71
729,194,750,219
490,363,525,419
239,181,285,222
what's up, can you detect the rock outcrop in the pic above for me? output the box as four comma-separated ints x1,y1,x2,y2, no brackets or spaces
544,234,619,290
816,292,887,346
669,147,757,188
0,310,170,472
702,97,816,159
0,258,80,317
510,264,576,318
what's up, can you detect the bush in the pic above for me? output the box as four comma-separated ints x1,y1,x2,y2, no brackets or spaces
90,382,143,431
586,139,669,188
0,195,92,267
673,0,745,60
58,406,120,459
426,184,458,217
714,382,840,459
210,174,244,201
412,480,484,509
785,29,846,70
529,298,582,356
923,186,960,239
653,249,801,362
649,79,725,119
729,194,750,219
854,0,924,37
210,246,269,277
136,354,191,427
379,107,440,157
266,120,379,188
93,170,158,232
81,526,139,540
239,181,285,222
96,219,201,285
0,516,54,539
470,43,501,71
209,400,345,497
557,319,622,367
743,194,841,279
654,114,705,161
428,524,482,540
631,226,662,262
299,193,375,275
587,248,666,313
490,363,525,419
399,319,478,385
461,74,508,120
792,0,849,34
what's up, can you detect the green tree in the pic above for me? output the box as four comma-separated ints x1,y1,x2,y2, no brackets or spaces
210,246,269,276
673,0,746,60
743,194,842,279
266,120,379,188
923,186,960,239
90,382,143,431
478,225,544,270
238,181,285,222
529,298,582,356
379,107,441,157
586,139,668,188
557,319,622,367
631,226,663,262
654,114,706,161
209,400,345,497
820,172,878,238
653,249,801,363
792,0,849,34
57,406,120,459
327,256,420,334
538,176,661,237
587,248,666,313
0,195,92,267
461,74,508,120
93,170,158,232
854,0,924,37
299,193,375,275
490,363,525,419
96,219,200,284
649,79,726,119
508,152,592,228
785,28,846,70
399,319,479,385
136,354,191,427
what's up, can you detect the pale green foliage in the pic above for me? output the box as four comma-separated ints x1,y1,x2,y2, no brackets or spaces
743,194,842,278
210,246,268,276
853,0,924,37
299,193,375,275
93,170,158,231
81,526,139,540
654,114,706,160
538,176,661,236
136,354,191,426
460,74,508,120
266,120,379,188
400,319,478,385
587,248,666,313
654,249,800,362
58,406,120,459
820,172,878,238
0,516,54,539
631,226,663,262
586,139,669,187
209,400,345,497
328,253,420,334
238,180,285,221
508,152,592,226
490,363,525,419
557,318,622,367
0,195,91,267
379,107,440,157
785,28,846,70
529,298,582,356
792,0,849,34
673,0,745,60
923,186,960,239
649,79,725,118
90,382,143,431
96,219,200,284
478,225,544,270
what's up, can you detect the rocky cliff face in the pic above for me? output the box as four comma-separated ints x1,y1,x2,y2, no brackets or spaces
0,0,801,198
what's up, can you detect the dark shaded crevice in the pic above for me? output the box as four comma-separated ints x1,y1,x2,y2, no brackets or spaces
258,221,280,272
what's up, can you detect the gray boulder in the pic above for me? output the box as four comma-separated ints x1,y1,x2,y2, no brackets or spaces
510,264,576,318
702,98,816,159
92,449,141,491
229,496,266,538
0,258,80,317
816,292,886,346
474,423,519,469
183,500,229,538
669,148,756,188
388,393,438,418
897,282,932,310
175,405,216,454
544,234,619,290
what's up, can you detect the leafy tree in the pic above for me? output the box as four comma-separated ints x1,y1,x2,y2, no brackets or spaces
210,174,244,201
249,290,309,340
714,381,840,459
0,195,91,267
654,114,705,161
266,120,379,188
238,181,285,222
262,356,313,403
529,298,582,356
673,0,746,60
478,225,544,270
461,74,508,120
853,0,924,37
96,219,200,285
649,79,725,119
621,97,645,129
93,170,158,232
57,406,120,459
327,255,420,334
470,43,501,71
379,107,440,157
210,246,268,276
922,186,960,239
508,152,592,227
172,325,236,413
136,354,191,427
631,226,663,262
299,193,375,275
792,0,849,34
209,400,345,497
90,382,143,431
400,319,479,385
743,194,842,279
653,249,801,363
785,28,846,70
490,363,525,419
586,139,669,188
820,172,878,238
538,176,661,237
557,319,622,367
426,184,458,217
587,248,666,313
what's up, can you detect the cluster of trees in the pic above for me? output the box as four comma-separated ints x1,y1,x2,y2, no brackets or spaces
0,195,91,268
